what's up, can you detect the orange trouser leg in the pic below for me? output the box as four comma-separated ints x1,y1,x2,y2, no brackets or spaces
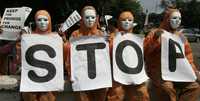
151,82,171,101
161,81,176,101
124,83,150,101
22,92,56,101
179,82,200,101
74,92,87,101
78,88,107,101
22,92,37,101
107,86,124,101
39,92,56,101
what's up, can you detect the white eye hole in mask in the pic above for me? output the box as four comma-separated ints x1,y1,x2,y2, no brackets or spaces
170,12,181,29
83,9,96,28
121,19,134,31
36,15,49,31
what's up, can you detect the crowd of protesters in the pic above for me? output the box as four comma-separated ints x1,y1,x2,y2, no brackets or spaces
0,4,200,101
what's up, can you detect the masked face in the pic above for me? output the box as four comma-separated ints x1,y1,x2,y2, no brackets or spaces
121,19,133,31
119,12,134,31
36,15,49,31
170,11,181,29
83,9,96,28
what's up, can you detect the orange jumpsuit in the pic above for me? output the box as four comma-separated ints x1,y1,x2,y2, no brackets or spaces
18,10,56,101
107,11,149,101
64,6,108,101
144,8,200,101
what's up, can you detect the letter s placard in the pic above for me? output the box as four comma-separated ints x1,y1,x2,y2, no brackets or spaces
20,34,64,92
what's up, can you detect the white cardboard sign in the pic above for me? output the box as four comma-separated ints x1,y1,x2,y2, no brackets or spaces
61,10,81,32
70,36,112,91
161,31,196,82
20,34,64,92
113,33,148,85
0,7,31,40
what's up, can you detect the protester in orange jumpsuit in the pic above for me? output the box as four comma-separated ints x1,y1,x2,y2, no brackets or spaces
144,7,200,101
17,10,56,101
64,5,108,101
107,10,150,101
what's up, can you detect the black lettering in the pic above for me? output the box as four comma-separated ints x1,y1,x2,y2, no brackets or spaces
75,15,80,21
76,43,106,79
4,17,21,21
2,25,21,30
69,17,75,24
66,21,70,28
169,39,184,72
3,22,9,24
115,40,143,74
5,13,12,16
6,9,18,13
73,16,79,22
68,19,73,26
25,44,56,83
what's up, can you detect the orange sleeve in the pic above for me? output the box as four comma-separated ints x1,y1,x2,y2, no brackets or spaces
16,41,21,65
109,32,115,56
184,39,198,72
143,29,161,58
63,42,71,80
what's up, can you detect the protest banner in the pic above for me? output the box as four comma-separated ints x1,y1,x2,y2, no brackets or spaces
61,10,81,32
20,34,64,92
0,7,31,40
161,31,196,82
113,33,148,85
70,36,112,91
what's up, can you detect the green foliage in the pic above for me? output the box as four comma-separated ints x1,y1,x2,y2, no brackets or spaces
153,0,200,29
107,0,144,33
176,0,200,28
108,0,142,17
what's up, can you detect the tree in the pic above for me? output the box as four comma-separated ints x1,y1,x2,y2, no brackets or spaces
176,0,200,28
107,0,143,33
160,0,176,8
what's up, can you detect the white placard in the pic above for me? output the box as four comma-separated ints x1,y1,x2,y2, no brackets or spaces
113,33,148,85
70,36,112,91
61,10,81,32
22,7,32,20
20,33,64,92
0,7,31,40
161,31,196,82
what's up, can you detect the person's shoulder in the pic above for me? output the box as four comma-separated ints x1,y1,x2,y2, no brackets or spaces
45,32,58,35
71,29,80,37
176,31,187,43
97,29,103,36
151,28,163,33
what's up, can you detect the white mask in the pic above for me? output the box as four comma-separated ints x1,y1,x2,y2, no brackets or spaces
36,15,49,31
83,9,96,28
170,12,181,29
121,19,133,31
